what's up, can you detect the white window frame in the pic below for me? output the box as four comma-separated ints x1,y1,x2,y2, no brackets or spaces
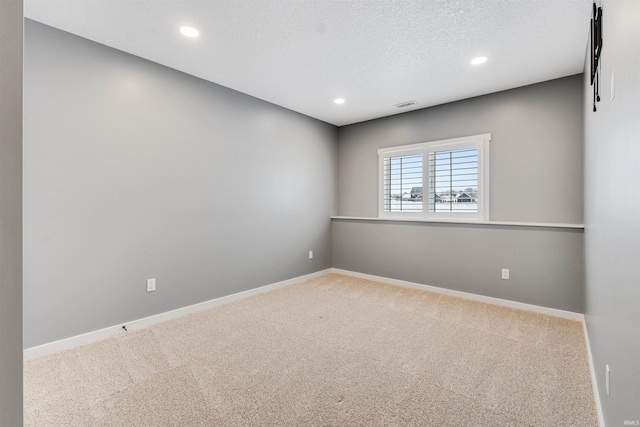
378,133,490,222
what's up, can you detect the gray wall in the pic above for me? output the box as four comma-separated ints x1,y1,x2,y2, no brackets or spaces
0,0,23,424
334,76,585,312
583,0,640,425
24,20,338,348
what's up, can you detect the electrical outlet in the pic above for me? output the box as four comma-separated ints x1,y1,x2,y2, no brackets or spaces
606,364,610,396
308,250,313,260
501,268,510,280
146,278,156,292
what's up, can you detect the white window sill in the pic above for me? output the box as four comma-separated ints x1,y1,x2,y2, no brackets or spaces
331,216,584,229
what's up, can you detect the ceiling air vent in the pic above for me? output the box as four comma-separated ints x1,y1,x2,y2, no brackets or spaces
394,100,418,109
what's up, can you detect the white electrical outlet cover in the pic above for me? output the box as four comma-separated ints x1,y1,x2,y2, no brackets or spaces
147,278,156,292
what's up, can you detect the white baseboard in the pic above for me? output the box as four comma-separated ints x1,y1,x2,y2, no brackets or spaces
331,268,584,321
582,318,606,427
24,269,332,360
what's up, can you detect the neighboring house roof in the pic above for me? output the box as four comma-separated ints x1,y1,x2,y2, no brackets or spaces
436,191,477,202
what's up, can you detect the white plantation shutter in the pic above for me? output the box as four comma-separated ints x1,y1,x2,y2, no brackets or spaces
382,153,423,213
379,134,490,221
428,147,479,213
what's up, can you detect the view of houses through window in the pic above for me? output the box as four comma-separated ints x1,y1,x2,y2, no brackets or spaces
382,148,479,214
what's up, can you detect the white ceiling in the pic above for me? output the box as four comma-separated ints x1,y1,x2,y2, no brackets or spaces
24,0,593,127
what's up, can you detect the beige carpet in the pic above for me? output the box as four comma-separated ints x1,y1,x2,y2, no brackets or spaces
24,273,598,426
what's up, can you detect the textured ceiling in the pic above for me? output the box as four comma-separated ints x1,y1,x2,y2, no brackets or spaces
24,0,592,126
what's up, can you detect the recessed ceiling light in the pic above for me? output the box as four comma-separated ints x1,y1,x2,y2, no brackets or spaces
334,98,345,105
180,26,199,38
471,56,488,65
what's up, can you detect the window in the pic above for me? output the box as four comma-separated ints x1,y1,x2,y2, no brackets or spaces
378,134,490,221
